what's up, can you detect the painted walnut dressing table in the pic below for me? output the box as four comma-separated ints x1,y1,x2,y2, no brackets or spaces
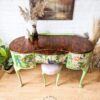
9,35,94,87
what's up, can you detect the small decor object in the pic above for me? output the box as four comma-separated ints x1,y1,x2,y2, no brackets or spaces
31,24,38,41
41,63,62,86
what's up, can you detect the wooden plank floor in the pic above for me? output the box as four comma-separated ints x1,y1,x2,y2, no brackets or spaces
0,66,100,100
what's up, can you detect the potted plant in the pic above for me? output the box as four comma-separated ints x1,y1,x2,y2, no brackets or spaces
0,39,14,73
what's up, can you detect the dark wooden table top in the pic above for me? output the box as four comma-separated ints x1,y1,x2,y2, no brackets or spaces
9,35,94,54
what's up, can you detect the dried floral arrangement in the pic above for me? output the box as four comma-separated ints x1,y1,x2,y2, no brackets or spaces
19,6,30,22
90,18,100,68
93,54,100,68
18,0,46,40
19,0,46,22
91,45,100,68
91,18,100,45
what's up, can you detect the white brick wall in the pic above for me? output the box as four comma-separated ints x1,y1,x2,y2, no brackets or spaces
0,0,100,45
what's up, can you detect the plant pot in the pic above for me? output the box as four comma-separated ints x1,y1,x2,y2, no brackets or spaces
2,65,15,74
5,66,15,74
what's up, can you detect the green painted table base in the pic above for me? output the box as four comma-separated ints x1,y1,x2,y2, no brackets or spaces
11,51,92,87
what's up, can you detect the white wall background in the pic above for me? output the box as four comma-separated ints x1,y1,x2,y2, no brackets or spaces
0,0,100,45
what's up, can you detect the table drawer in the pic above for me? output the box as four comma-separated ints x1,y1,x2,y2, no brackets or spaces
11,51,35,71
66,52,91,70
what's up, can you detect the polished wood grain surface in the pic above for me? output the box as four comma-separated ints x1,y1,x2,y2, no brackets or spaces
9,35,94,54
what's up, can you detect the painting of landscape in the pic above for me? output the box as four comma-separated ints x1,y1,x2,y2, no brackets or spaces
30,0,75,20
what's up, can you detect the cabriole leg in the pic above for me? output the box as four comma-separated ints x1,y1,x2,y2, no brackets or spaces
16,70,23,87
42,73,46,87
79,66,89,88
56,72,60,86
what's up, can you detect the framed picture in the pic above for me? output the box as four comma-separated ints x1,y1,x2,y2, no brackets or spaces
30,0,75,20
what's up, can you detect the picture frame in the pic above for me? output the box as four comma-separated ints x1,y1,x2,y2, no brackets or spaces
29,0,75,20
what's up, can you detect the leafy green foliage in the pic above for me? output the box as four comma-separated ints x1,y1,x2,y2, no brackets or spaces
0,39,13,70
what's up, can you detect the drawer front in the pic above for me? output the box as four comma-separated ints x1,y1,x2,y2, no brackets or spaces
66,52,91,70
35,53,67,64
11,51,35,71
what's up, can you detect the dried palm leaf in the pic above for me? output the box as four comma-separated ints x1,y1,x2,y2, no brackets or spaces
19,6,30,22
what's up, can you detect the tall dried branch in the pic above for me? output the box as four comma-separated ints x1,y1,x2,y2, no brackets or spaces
19,6,30,22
